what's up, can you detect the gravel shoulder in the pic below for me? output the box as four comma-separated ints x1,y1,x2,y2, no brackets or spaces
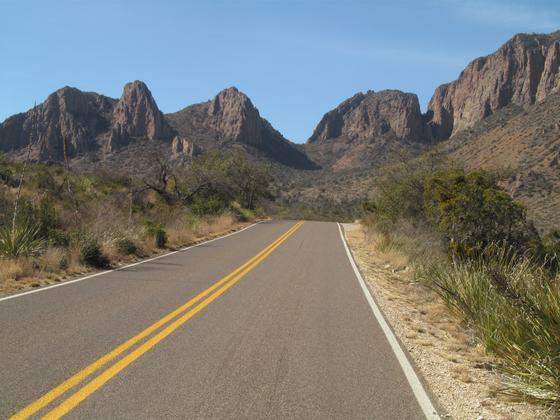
342,223,550,420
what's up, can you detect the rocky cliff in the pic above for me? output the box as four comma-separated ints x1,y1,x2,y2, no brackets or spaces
308,90,426,144
109,81,174,148
427,31,560,140
0,81,174,160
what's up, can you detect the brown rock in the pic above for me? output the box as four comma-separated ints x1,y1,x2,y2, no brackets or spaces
171,135,196,158
308,90,425,143
111,81,174,143
0,87,115,160
427,31,560,140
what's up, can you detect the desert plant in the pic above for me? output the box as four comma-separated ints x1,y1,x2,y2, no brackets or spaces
418,246,560,405
116,237,137,255
144,221,167,248
79,238,107,268
0,223,43,258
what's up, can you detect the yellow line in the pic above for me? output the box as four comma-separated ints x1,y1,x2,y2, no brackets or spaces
10,221,303,420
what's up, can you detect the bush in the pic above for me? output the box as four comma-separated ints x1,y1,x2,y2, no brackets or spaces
423,170,539,258
144,222,167,248
79,238,107,268
0,224,44,258
418,247,560,404
229,202,255,222
116,238,137,255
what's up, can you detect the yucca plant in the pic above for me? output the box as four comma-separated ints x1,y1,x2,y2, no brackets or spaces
0,223,43,258
418,245,560,406
144,221,167,248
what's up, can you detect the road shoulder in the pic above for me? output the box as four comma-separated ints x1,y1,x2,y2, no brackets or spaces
342,222,548,419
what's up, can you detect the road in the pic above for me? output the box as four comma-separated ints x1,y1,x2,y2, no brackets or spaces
0,220,438,419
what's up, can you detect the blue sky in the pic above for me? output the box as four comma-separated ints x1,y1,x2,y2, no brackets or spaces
1,0,559,143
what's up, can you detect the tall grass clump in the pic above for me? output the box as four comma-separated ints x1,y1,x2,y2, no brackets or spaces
144,221,167,248
418,246,560,405
0,223,43,258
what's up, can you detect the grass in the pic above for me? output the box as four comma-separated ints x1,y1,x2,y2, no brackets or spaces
363,215,560,408
417,247,560,405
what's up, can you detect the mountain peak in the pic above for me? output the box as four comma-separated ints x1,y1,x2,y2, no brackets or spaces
111,80,174,143
308,89,424,144
426,30,560,140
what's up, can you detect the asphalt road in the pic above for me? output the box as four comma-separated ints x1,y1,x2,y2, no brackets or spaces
0,220,438,419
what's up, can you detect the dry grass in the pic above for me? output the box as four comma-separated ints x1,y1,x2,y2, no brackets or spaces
0,215,248,297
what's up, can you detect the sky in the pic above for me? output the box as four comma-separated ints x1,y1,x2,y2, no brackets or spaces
1,0,559,143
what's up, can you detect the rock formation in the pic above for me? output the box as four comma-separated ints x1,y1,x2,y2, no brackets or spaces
110,81,174,145
308,90,426,144
0,81,174,160
171,135,196,159
427,31,560,140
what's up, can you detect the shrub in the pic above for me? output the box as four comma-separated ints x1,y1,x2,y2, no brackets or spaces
144,221,167,248
79,238,107,268
116,238,137,255
0,224,43,258
423,170,539,258
229,202,255,222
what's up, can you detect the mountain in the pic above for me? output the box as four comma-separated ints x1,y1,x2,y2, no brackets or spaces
165,87,316,169
0,83,315,170
305,90,431,171
426,31,560,140
0,81,174,161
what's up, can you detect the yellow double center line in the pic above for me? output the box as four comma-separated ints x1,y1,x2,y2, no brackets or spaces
12,221,304,420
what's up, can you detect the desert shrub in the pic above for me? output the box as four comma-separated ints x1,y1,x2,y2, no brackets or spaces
79,238,107,268
190,195,226,216
229,202,255,222
418,247,560,404
116,238,137,255
423,170,539,259
144,221,167,248
0,224,43,258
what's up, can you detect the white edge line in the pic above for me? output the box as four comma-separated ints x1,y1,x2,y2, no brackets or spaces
0,221,261,303
337,223,440,419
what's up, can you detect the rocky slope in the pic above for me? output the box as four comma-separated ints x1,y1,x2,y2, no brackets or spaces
426,31,560,140
165,87,316,169
443,93,560,232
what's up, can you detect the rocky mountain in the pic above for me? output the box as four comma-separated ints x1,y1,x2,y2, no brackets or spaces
0,83,314,170
165,87,316,169
305,90,431,170
305,31,560,172
0,81,174,161
426,31,560,140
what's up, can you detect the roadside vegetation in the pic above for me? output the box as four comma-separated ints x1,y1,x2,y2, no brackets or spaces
361,151,560,408
0,151,271,294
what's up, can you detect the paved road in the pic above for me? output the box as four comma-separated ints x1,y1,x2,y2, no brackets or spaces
0,220,437,419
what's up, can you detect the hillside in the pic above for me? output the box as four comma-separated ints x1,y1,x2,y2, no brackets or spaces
444,93,560,232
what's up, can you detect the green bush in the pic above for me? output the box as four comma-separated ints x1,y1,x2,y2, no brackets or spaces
0,224,44,258
423,170,539,258
190,195,226,216
116,238,137,255
79,238,107,267
229,202,255,222
144,222,167,248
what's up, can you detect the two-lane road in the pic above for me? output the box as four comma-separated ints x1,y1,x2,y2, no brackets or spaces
0,221,438,419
